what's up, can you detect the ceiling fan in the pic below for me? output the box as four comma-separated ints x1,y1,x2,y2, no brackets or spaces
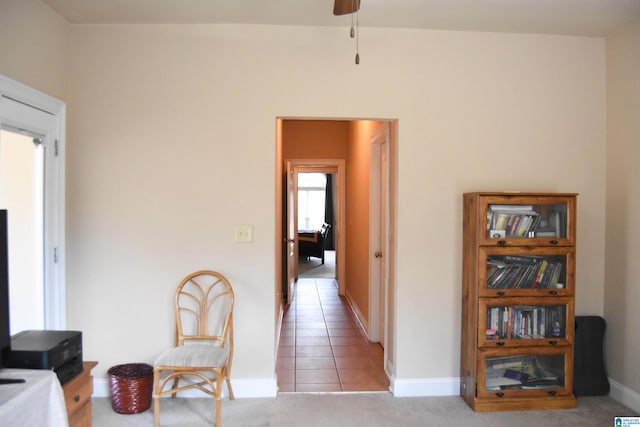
333,0,361,16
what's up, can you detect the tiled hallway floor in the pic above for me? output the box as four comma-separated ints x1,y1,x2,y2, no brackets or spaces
276,278,389,392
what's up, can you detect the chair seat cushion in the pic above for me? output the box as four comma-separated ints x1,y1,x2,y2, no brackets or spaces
154,343,229,368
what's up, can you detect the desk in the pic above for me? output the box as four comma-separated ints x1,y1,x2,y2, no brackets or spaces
63,361,97,427
0,368,69,427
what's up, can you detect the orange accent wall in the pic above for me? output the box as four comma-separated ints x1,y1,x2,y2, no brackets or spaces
345,120,382,323
282,120,349,160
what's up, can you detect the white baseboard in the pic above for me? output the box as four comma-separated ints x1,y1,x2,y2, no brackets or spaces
609,378,640,413
391,377,461,397
93,377,278,399
94,374,639,406
344,290,369,336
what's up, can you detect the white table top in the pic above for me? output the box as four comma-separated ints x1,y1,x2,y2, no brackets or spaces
0,368,69,427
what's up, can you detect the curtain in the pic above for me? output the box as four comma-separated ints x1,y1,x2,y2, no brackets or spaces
324,174,335,250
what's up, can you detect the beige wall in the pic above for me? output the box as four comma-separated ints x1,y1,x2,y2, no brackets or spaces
605,18,640,397
1,1,618,396
0,0,67,100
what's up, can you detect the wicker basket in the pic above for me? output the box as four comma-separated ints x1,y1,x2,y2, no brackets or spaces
108,363,154,414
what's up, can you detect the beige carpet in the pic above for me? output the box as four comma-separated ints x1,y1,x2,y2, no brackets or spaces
298,250,335,279
92,394,637,427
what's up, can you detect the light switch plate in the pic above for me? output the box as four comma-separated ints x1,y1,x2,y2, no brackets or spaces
234,225,253,243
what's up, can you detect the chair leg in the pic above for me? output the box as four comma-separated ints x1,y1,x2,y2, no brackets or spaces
215,374,225,426
226,376,235,400
153,370,160,427
171,376,180,398
153,394,160,427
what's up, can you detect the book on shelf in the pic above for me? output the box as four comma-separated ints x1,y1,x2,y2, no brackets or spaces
504,368,530,382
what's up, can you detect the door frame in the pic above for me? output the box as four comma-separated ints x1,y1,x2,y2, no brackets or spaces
0,75,66,330
286,159,346,295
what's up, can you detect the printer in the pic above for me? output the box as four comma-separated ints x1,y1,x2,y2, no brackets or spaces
4,330,83,385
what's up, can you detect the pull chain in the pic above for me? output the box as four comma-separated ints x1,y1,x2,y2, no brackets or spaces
346,0,360,65
350,5,360,64
355,9,360,65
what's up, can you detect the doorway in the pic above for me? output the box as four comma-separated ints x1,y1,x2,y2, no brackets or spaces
0,75,66,331
0,129,45,333
297,172,336,280
276,118,397,392
287,162,345,292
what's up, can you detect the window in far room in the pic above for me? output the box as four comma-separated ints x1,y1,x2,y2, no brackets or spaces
297,173,326,231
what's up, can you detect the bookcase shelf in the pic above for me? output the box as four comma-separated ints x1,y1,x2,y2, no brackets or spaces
461,192,577,412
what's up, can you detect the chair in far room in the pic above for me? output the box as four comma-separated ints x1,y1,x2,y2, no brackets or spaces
298,222,331,264
153,270,235,427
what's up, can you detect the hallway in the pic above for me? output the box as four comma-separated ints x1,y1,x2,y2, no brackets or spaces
276,278,389,392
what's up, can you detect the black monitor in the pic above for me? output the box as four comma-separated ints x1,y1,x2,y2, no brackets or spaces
0,210,10,367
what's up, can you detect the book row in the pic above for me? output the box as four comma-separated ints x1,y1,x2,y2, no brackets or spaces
486,204,567,239
486,305,565,340
486,255,565,289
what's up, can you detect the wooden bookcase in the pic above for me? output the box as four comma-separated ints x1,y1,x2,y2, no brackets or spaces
460,192,577,412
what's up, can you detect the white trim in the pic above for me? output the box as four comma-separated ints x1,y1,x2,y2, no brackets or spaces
0,75,63,114
344,289,369,337
275,304,284,359
391,377,461,397
231,378,278,398
0,74,66,330
92,377,278,398
609,378,640,413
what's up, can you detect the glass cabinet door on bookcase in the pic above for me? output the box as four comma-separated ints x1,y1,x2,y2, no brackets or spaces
477,348,573,399
478,247,575,298
478,297,574,348
478,195,576,247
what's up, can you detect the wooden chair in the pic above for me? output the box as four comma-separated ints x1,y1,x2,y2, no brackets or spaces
153,270,235,426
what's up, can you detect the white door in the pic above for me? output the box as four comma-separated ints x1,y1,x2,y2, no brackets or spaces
369,124,390,345
0,75,66,331
285,161,298,304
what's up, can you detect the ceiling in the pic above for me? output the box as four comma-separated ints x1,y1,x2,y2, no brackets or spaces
42,0,640,37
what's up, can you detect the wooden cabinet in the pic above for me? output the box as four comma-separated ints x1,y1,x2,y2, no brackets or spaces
460,192,577,412
63,361,97,427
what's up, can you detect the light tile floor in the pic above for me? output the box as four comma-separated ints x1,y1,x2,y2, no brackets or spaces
276,278,389,392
